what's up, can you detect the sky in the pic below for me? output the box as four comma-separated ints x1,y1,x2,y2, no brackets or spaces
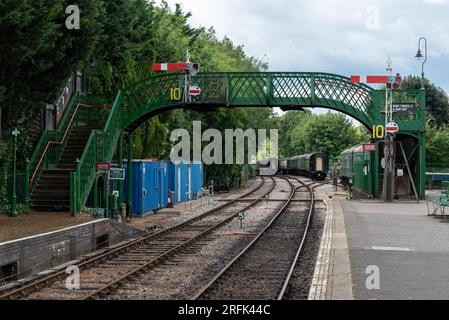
161,0,449,93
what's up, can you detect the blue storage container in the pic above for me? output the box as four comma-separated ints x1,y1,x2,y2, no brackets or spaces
190,161,203,197
179,161,189,202
167,161,181,205
167,161,203,203
123,160,169,215
125,160,204,214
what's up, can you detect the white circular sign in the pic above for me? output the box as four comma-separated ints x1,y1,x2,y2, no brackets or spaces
189,85,201,96
385,121,399,133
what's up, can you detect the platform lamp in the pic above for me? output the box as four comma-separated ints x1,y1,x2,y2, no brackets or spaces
415,37,427,89
10,128,20,217
85,56,96,93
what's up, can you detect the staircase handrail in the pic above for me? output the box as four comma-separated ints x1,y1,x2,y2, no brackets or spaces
72,90,125,213
27,91,82,192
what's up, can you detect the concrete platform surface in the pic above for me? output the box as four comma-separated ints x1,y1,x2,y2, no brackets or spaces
308,191,353,300
342,199,449,299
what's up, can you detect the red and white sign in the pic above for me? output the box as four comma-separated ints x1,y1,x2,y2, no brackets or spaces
385,121,399,133
362,143,376,152
96,162,111,171
350,75,390,84
152,63,187,72
189,85,201,96
350,74,402,89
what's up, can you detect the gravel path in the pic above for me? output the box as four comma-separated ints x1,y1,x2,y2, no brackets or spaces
0,212,93,243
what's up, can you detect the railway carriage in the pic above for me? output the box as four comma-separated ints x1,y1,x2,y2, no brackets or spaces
286,156,300,174
297,153,328,180
285,152,328,180
339,145,373,195
279,159,288,174
254,153,328,180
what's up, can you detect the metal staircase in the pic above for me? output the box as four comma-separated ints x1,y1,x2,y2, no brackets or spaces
29,126,99,211
25,91,111,212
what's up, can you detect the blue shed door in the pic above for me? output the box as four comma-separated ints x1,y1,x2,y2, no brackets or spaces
156,165,166,207
177,164,181,202
153,165,161,209
188,163,191,200
159,163,168,207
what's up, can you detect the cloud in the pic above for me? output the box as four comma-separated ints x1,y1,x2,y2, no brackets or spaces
420,0,448,4
161,0,449,93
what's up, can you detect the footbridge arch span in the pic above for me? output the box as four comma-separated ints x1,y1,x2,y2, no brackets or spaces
60,72,425,212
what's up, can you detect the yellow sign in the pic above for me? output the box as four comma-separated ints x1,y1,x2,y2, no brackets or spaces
372,125,385,139
170,87,181,101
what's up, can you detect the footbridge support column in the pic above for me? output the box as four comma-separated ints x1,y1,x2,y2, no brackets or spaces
418,132,426,200
126,132,133,220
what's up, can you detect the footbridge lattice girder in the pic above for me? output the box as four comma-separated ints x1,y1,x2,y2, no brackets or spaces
122,72,376,130
24,72,426,213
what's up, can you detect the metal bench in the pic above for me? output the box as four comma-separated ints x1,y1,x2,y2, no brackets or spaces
427,181,449,216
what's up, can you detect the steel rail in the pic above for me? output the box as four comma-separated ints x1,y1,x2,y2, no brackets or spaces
276,176,316,300
0,177,268,300
82,177,277,300
192,176,300,300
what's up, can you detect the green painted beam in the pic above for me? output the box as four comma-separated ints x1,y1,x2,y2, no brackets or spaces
70,72,425,212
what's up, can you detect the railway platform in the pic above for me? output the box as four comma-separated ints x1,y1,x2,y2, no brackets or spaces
340,193,449,299
308,190,353,300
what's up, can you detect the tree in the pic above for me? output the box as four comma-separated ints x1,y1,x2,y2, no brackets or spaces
278,110,312,157
0,0,103,135
401,75,449,126
0,0,276,204
282,112,367,163
425,123,449,165
0,0,103,206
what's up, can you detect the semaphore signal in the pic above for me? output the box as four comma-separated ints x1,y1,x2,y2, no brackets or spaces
350,74,401,89
151,62,200,76
151,63,188,72
152,60,201,102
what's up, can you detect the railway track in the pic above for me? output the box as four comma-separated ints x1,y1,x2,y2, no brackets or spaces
0,176,277,300
192,176,318,300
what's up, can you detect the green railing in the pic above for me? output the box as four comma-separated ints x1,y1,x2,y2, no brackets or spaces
27,91,82,196
71,91,124,213
426,161,449,188
69,73,376,213
122,72,375,128
69,72,426,212
27,92,112,204
426,161,449,173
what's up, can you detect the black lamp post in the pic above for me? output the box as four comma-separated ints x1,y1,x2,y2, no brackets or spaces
415,37,427,89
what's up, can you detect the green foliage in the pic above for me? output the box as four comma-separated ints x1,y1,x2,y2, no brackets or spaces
0,0,104,205
400,76,449,171
278,110,312,157
0,203,29,216
0,0,274,202
0,0,103,122
279,111,369,163
426,123,449,165
401,75,449,127
102,2,270,188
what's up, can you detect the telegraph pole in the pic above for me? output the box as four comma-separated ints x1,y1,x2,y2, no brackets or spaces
383,57,395,202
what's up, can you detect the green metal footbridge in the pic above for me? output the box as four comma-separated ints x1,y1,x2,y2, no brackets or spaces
23,72,426,214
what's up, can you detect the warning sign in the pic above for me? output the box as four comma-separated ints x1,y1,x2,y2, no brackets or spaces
385,121,399,133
